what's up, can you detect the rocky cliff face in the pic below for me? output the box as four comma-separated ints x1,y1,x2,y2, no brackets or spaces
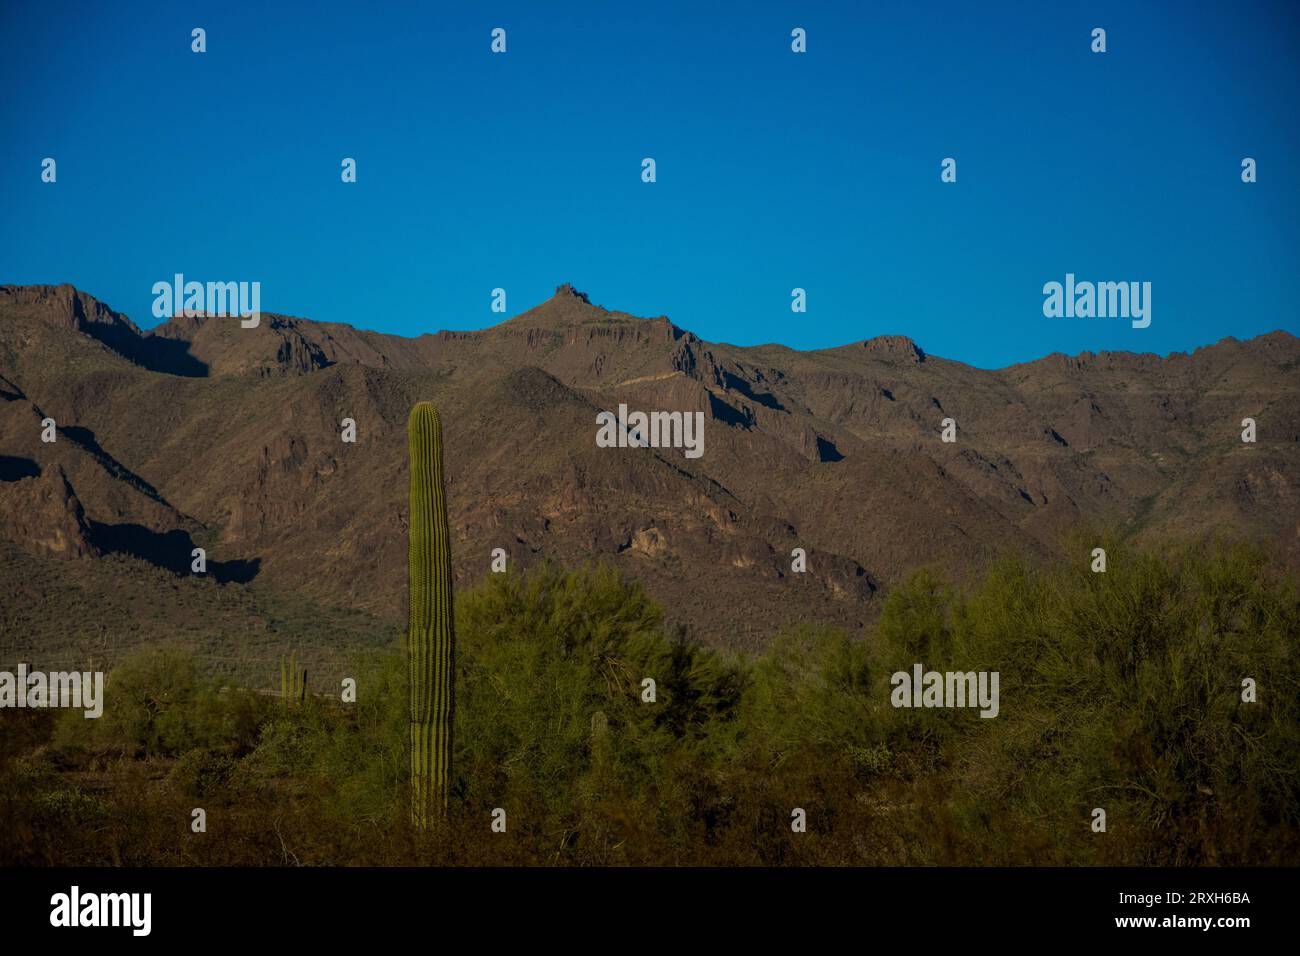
0,464,97,559
1,283,1296,647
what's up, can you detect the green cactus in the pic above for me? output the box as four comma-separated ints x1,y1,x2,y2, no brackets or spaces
407,402,455,828
279,650,306,707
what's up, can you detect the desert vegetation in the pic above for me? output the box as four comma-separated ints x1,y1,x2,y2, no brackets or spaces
2,538,1296,866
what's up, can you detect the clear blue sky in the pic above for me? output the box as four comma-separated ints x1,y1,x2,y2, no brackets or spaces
2,0,1297,368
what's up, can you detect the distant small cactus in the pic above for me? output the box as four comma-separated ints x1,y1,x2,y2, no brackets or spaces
279,650,306,707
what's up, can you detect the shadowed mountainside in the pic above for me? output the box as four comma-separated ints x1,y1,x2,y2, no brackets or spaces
1,282,1297,648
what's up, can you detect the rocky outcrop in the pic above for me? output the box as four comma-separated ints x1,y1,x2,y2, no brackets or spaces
862,335,926,364
0,464,97,559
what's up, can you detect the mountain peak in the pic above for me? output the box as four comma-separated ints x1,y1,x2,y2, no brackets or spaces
554,283,591,304
500,283,617,330
861,335,926,364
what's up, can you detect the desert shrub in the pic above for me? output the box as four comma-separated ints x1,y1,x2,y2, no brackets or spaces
305,647,408,826
742,626,880,776
33,786,109,827
877,566,958,666
170,747,238,798
452,564,745,862
885,539,1300,864
53,647,270,758
7,541,1296,866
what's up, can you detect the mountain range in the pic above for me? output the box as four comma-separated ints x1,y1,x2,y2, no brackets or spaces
1,282,1296,653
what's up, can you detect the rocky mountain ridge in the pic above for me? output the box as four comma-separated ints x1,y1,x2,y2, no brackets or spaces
2,282,1296,648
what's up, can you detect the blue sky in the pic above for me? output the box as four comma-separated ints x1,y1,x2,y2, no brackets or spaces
1,0,1297,368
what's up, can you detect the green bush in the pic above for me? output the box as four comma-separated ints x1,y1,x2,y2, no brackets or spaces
54,648,270,759
452,564,745,861
170,747,238,798
11,540,1296,866
876,539,1300,864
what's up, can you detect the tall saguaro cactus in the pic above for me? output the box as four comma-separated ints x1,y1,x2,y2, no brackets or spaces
407,402,455,828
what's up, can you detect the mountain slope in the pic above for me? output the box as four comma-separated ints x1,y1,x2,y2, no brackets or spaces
1,282,1296,649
